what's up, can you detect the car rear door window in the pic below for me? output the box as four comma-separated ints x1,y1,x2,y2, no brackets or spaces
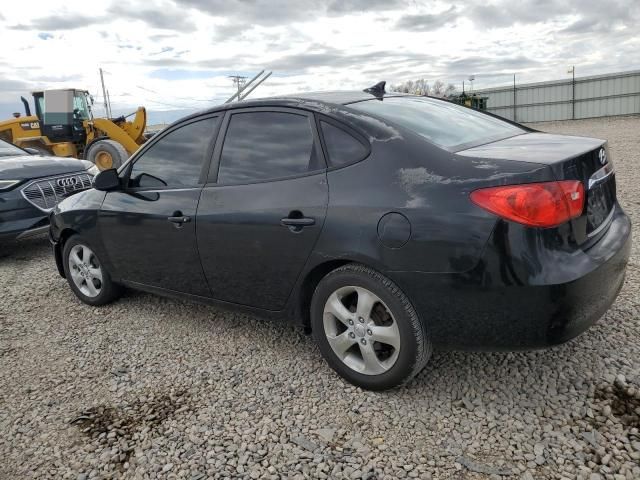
320,121,368,167
217,111,320,184
129,117,218,188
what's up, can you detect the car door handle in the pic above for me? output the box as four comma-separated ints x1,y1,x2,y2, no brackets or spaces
280,217,315,227
281,212,315,233
167,215,191,225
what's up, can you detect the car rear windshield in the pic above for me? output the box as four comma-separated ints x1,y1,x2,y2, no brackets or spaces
349,96,524,150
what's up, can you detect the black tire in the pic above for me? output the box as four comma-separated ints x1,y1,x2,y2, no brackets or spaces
85,139,128,170
62,235,122,306
311,263,431,391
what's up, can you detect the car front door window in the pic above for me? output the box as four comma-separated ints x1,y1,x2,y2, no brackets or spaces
129,117,219,188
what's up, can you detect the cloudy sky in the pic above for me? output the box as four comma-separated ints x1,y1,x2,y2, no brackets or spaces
1,0,639,124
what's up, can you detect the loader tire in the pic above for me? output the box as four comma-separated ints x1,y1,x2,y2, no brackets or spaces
86,139,128,171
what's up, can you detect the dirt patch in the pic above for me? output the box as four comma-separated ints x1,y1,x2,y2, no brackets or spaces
595,383,640,429
71,389,190,467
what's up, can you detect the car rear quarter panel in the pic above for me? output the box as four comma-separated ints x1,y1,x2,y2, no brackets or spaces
311,123,553,276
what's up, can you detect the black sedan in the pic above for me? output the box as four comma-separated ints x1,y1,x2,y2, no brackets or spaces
49,84,631,390
0,139,97,242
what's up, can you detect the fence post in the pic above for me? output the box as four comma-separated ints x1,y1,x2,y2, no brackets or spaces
513,74,517,122
572,67,576,120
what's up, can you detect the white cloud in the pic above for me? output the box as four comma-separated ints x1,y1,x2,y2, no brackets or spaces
0,0,638,123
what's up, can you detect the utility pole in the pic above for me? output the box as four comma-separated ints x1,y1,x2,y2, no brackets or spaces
225,71,272,103
239,72,272,101
106,90,112,118
228,75,247,101
99,68,111,118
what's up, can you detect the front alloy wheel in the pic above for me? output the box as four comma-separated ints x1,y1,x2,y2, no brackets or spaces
68,244,103,297
62,235,122,306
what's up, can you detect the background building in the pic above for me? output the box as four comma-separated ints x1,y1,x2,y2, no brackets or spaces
476,70,640,123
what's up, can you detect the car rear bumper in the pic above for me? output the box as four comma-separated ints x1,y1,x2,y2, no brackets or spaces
391,204,632,350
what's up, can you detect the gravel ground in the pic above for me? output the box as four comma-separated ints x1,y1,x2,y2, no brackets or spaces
1,115,639,480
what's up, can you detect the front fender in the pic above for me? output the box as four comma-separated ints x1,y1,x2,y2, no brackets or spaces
49,228,66,277
49,188,107,277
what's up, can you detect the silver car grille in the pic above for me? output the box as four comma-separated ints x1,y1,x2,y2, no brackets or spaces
21,172,93,212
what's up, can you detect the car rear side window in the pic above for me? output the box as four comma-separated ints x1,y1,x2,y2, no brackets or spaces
129,117,218,188
320,121,368,167
217,111,321,184
349,97,524,150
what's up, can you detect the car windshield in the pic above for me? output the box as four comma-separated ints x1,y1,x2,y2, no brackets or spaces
0,139,26,158
349,96,524,150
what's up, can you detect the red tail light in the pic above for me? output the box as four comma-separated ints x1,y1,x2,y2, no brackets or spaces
470,180,585,228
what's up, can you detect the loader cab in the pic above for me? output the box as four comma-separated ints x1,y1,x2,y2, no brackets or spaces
33,89,92,143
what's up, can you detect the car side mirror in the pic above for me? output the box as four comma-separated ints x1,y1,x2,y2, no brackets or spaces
93,168,121,191
24,147,42,155
134,172,168,188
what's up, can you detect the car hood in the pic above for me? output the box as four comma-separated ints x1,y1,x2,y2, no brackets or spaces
0,155,93,181
456,133,605,164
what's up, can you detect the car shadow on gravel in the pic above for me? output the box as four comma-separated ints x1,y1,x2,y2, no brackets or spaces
0,235,50,260
120,285,614,398
408,344,597,395
398,330,636,426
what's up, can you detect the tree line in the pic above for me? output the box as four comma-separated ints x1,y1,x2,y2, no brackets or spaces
390,79,457,98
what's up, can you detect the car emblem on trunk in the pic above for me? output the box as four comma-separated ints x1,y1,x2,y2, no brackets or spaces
57,177,78,188
598,148,607,165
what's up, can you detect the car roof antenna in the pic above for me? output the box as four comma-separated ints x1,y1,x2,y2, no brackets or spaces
363,80,387,98
363,81,386,98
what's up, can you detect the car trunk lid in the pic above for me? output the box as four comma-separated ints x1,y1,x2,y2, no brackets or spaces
458,132,616,245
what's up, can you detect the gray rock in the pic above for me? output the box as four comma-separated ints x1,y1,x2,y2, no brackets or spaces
533,443,545,456
315,428,336,443
291,436,319,452
456,456,513,476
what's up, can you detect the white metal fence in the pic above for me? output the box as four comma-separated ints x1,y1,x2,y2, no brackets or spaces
476,70,640,123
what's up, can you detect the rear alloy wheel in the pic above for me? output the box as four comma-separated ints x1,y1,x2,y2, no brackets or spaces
85,139,128,171
62,235,122,306
311,264,431,390
323,286,400,375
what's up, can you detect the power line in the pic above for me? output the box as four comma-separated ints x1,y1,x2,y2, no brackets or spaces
96,82,230,111
97,91,217,109
133,85,218,103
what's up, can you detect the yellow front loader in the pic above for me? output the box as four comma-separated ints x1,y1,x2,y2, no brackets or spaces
0,89,147,170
